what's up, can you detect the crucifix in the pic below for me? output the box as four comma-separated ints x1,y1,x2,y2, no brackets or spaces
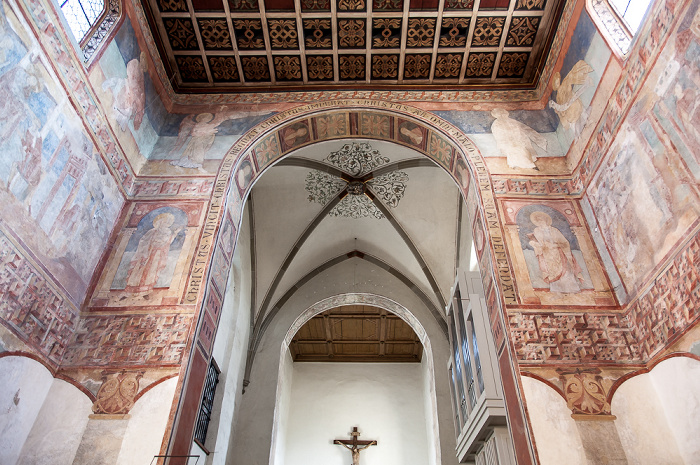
333,427,377,465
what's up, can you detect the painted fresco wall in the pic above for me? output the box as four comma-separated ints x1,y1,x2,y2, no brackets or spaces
435,7,614,178
0,0,699,461
499,199,615,307
0,0,123,302
88,11,274,176
0,0,123,366
585,1,700,297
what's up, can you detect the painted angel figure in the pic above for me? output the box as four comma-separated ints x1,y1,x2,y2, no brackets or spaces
102,52,147,132
549,60,594,136
170,108,270,169
491,108,548,170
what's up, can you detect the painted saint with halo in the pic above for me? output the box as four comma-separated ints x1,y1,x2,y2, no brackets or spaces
527,211,585,293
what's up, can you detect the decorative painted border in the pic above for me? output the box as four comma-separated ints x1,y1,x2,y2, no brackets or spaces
82,0,121,63
491,176,584,197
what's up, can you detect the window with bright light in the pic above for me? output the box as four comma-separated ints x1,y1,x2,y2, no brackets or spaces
609,0,652,34
590,0,654,54
59,0,105,43
57,0,121,63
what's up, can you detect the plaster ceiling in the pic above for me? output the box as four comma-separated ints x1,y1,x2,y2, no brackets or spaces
249,138,463,325
140,0,564,92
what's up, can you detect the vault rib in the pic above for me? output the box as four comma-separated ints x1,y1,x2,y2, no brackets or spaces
253,183,347,337
243,249,447,389
366,186,448,312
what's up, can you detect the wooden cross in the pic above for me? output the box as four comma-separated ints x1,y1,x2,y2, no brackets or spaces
334,427,377,465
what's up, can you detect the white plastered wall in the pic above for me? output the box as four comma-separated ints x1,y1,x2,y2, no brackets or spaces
646,357,700,463
520,376,587,465
282,362,430,465
228,259,459,465
523,356,700,465
612,367,683,464
0,356,92,465
116,376,179,465
421,351,439,465
270,349,294,465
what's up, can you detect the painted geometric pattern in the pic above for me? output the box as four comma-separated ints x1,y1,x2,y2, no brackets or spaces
491,176,584,196
511,230,700,365
141,0,562,89
372,18,402,48
0,231,78,366
63,313,193,367
176,56,208,82
208,57,240,81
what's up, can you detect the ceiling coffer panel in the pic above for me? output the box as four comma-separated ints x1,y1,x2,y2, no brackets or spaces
143,0,564,92
290,305,423,362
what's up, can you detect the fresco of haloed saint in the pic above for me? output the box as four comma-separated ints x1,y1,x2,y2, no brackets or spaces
523,210,586,294
0,1,122,304
91,203,203,307
500,201,615,307
111,208,187,292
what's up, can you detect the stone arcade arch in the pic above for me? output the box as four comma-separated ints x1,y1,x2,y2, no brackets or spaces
269,293,442,465
164,100,531,464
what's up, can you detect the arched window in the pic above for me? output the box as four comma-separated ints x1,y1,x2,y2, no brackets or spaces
58,0,121,63
590,0,654,54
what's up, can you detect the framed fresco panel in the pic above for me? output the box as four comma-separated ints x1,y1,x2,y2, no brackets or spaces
499,199,616,308
90,201,205,307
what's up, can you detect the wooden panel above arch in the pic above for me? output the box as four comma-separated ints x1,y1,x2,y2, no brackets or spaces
289,304,423,362
140,0,565,92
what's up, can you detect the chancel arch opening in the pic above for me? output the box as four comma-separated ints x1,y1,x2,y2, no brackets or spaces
4,2,700,464
271,297,439,465
175,105,529,465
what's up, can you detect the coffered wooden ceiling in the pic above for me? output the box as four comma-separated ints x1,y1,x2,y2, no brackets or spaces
289,305,423,362
141,0,564,92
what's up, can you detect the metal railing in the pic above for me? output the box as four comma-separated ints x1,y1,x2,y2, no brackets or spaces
150,454,201,465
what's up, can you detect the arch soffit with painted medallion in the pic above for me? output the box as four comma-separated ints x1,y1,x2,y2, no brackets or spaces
182,100,517,349
211,100,512,306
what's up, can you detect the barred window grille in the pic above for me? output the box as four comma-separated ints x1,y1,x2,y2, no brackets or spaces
195,359,220,445
59,0,105,43
57,0,121,62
